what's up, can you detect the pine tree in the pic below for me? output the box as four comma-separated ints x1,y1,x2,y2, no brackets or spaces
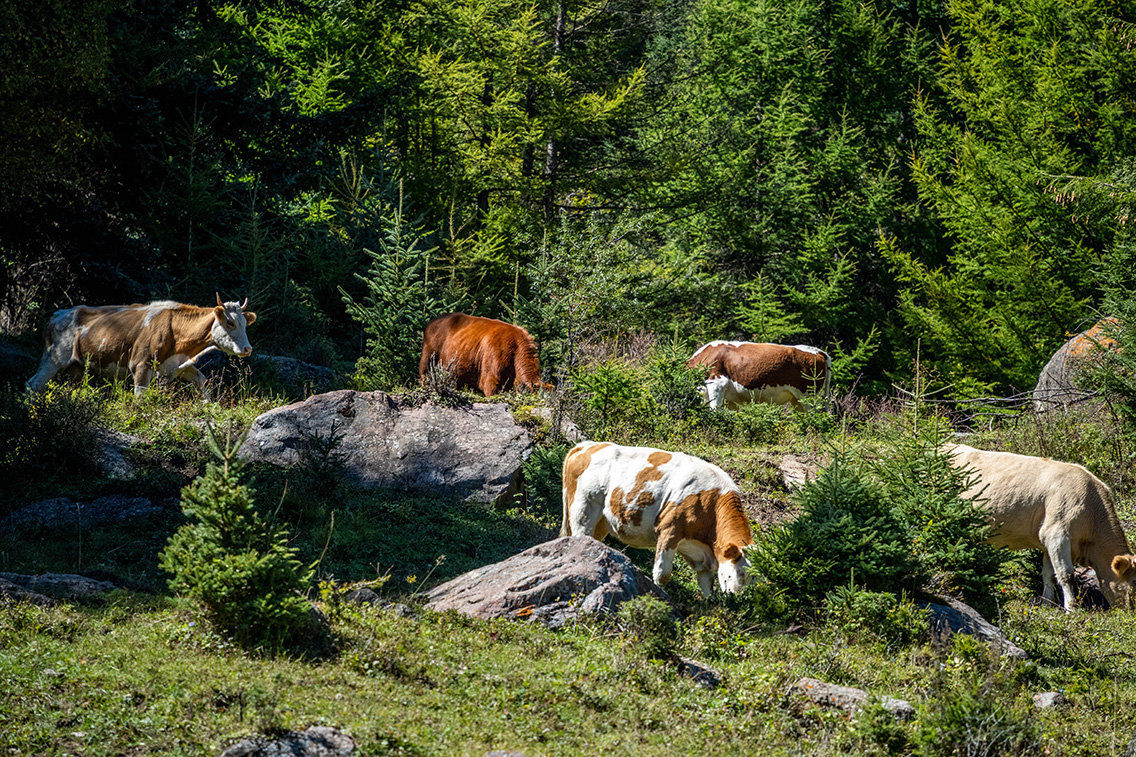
160,423,316,652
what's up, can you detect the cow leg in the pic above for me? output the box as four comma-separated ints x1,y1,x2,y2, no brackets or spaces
1040,551,1057,605
652,548,676,588
176,364,210,401
1041,532,1078,611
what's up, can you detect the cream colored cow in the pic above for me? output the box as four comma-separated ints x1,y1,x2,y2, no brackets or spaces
948,444,1136,610
561,441,753,596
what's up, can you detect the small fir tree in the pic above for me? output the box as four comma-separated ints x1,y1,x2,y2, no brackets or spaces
160,423,316,652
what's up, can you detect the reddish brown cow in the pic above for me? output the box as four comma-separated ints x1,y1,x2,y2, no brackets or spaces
687,340,830,410
419,313,552,397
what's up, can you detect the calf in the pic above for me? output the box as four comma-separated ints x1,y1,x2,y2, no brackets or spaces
27,296,256,399
561,441,753,596
687,340,830,410
420,312,552,397
948,444,1136,610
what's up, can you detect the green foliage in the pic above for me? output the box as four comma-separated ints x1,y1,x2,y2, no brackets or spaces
519,442,572,528
615,595,678,661
159,423,318,653
342,192,466,389
912,642,1042,757
886,0,1136,392
571,359,643,436
874,421,1012,614
825,584,929,651
747,455,920,609
0,382,104,511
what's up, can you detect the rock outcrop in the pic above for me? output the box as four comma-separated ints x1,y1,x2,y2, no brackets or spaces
3,495,164,532
424,536,665,628
0,573,118,602
920,596,1028,659
788,677,915,720
220,726,355,757
1033,318,1120,412
241,390,532,505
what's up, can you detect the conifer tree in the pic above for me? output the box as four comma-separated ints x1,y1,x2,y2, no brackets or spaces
160,423,316,652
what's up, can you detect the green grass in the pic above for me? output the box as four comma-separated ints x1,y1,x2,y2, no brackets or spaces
6,377,1136,754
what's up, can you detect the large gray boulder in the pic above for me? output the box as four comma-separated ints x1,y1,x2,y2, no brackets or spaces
197,351,340,396
1033,318,1120,412
241,390,532,505
0,572,118,601
920,596,1028,659
425,536,666,628
2,495,164,532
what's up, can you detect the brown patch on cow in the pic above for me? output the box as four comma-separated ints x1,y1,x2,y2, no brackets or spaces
419,312,549,396
655,488,753,561
609,457,668,528
560,443,611,536
647,451,672,467
688,342,828,395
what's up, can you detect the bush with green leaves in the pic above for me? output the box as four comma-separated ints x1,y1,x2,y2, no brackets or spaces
616,595,678,661
747,455,921,609
519,442,571,529
160,423,318,652
826,584,928,651
874,415,1013,614
341,191,466,390
0,381,103,511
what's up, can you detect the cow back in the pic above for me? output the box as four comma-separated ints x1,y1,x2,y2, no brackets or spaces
421,312,543,394
690,341,828,392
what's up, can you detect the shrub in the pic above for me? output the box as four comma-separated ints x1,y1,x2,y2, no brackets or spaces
160,422,319,653
0,381,104,510
520,442,571,529
747,455,921,609
731,402,789,445
875,420,1013,615
826,584,929,651
616,595,678,661
913,643,1042,757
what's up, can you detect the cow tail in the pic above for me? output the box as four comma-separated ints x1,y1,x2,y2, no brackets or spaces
560,449,573,538
823,350,832,410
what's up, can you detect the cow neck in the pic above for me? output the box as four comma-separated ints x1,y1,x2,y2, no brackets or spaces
169,306,216,355
713,490,752,552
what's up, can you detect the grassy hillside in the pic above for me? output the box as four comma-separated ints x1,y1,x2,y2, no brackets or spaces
3,370,1136,755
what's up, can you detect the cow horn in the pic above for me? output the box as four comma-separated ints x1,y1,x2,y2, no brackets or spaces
216,292,223,307
240,297,248,310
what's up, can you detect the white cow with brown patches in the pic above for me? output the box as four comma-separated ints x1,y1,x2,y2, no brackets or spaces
687,340,830,410
560,441,754,596
948,444,1136,610
27,295,257,399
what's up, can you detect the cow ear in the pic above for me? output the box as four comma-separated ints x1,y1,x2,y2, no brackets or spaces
243,311,256,325
723,544,741,561
1113,555,1136,580
214,305,225,320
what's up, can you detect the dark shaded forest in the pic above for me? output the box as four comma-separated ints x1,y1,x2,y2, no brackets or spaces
3,0,1135,396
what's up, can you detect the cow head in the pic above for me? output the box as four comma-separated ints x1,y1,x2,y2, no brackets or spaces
212,294,256,358
717,543,752,594
1105,554,1136,609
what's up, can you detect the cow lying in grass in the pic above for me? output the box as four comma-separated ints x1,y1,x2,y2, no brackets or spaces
560,441,753,596
948,444,1136,610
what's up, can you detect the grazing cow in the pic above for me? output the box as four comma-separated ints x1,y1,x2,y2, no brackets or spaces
686,340,830,410
419,312,552,397
26,296,256,399
560,441,753,596
948,444,1136,610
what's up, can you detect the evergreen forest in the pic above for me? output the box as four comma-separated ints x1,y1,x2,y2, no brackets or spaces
4,0,1136,393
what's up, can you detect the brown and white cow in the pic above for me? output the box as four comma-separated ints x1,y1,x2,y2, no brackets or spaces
419,312,552,397
26,296,256,399
948,444,1136,610
560,441,753,596
686,340,830,410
